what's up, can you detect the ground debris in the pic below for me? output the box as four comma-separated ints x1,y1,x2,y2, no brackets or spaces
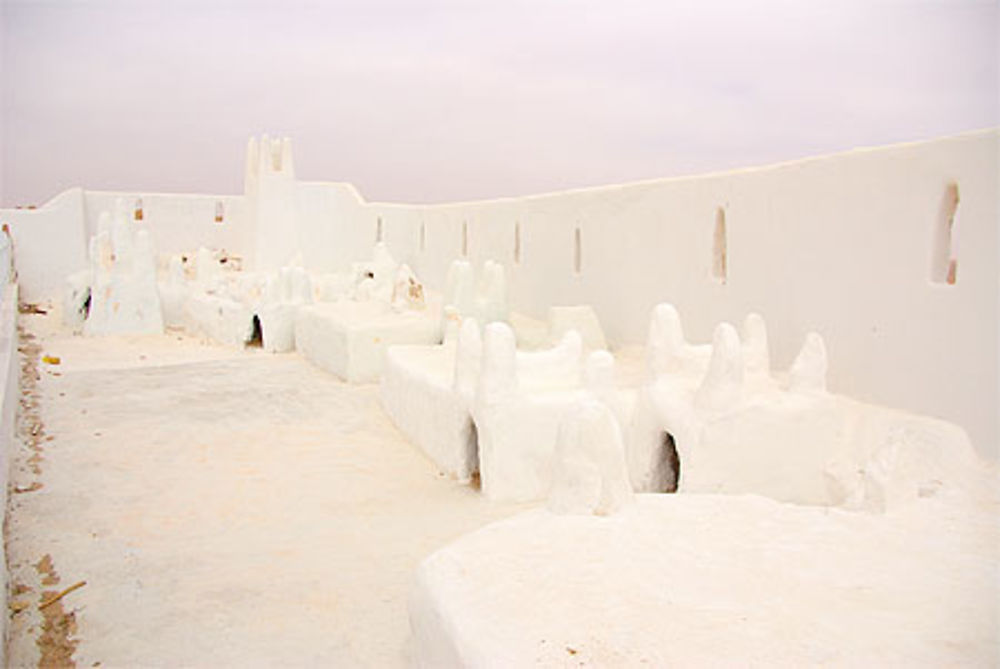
34,554,81,666
7,322,81,666
8,600,30,614
12,482,43,494
40,581,87,610
37,602,79,668
36,554,59,586
16,322,46,478
18,303,47,315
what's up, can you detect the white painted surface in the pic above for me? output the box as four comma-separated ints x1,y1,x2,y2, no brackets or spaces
83,208,164,336
1,131,996,456
628,304,992,511
83,190,249,262
380,344,478,482
473,323,591,502
182,293,254,347
410,491,999,667
295,300,442,383
246,135,299,271
256,266,313,353
548,305,607,350
381,319,601,487
547,399,634,516
382,298,989,512
393,131,1000,458
1,188,88,302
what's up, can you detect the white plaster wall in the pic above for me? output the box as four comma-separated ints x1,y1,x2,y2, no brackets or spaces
287,182,430,276
0,131,995,458
0,188,88,302
83,191,251,260
353,131,997,458
1,188,251,302
293,182,368,272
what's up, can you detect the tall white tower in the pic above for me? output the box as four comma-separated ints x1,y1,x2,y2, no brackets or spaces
245,134,298,271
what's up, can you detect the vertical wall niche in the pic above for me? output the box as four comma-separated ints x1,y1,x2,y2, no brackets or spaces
573,226,582,274
419,222,426,252
214,201,225,223
513,221,522,265
376,216,384,243
134,198,144,221
660,432,681,493
712,207,727,283
931,182,960,285
462,220,469,257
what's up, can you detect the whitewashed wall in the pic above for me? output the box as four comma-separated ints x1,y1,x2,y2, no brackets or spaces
294,182,369,272
0,189,252,302
330,130,997,458
0,131,995,458
0,188,88,302
83,191,251,259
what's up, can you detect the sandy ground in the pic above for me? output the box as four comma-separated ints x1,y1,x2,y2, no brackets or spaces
5,311,529,667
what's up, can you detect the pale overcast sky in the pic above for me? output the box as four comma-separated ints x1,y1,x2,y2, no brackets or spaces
0,0,996,206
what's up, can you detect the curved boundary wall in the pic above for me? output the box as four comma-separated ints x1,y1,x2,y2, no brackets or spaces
365,130,999,460
0,130,996,458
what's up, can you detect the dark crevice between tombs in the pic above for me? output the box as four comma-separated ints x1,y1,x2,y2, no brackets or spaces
245,315,263,348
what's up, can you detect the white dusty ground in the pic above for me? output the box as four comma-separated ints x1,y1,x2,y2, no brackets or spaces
5,311,529,667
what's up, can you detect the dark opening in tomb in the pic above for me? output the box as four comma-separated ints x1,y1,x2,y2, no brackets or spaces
246,315,263,348
660,431,680,493
81,289,91,320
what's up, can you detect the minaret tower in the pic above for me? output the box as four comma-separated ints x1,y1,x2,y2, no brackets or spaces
245,134,298,271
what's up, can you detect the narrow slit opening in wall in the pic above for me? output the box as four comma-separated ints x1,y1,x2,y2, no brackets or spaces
573,227,582,274
660,431,680,493
713,207,727,283
419,222,426,252
467,419,480,490
931,182,960,285
134,198,144,221
514,221,521,265
246,315,263,348
214,201,225,223
462,220,469,257
376,216,384,243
